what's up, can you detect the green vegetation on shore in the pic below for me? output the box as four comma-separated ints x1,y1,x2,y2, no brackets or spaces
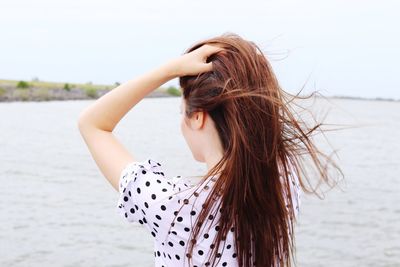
0,78,182,102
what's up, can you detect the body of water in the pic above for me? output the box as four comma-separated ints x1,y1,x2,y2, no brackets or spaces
0,97,399,266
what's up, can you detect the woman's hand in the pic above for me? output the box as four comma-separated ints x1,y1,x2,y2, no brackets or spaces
167,44,226,78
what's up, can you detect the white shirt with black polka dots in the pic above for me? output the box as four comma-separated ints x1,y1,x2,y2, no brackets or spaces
116,158,301,267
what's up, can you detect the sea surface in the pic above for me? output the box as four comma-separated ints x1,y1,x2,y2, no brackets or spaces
0,96,399,267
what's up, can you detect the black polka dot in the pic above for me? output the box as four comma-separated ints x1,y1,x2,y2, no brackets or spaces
161,205,166,211
198,250,204,255
179,240,185,246
168,241,174,247
145,181,150,186
190,210,196,216
183,199,189,204
227,244,232,249
175,254,180,260
208,214,214,220
130,208,135,214
151,232,156,237
142,170,146,174
123,196,129,202
155,215,162,220
137,187,141,194
204,233,209,239
222,262,227,266
177,216,183,222
215,225,220,231
144,202,149,208
151,194,156,200
184,227,190,232
232,253,237,258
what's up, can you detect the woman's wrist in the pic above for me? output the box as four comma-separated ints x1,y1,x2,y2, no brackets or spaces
159,58,181,80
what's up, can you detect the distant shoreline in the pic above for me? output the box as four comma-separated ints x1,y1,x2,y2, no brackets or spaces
328,95,399,102
0,79,398,103
0,79,179,102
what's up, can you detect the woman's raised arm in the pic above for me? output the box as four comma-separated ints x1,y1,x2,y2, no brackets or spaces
77,44,223,192
77,62,176,191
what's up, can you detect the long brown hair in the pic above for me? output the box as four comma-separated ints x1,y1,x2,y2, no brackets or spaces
177,32,343,267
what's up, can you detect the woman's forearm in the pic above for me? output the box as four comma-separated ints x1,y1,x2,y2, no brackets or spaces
78,62,177,132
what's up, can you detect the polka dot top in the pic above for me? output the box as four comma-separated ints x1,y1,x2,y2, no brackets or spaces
116,158,301,267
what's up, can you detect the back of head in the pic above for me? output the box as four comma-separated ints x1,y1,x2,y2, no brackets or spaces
178,32,342,267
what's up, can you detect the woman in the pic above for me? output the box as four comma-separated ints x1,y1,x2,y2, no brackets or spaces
78,32,341,267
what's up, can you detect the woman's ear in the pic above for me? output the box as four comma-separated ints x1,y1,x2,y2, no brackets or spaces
191,111,206,130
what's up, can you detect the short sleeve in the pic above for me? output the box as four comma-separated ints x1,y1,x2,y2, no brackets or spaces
116,158,167,223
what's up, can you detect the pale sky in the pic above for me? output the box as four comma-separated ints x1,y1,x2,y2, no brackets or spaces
1,0,399,99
